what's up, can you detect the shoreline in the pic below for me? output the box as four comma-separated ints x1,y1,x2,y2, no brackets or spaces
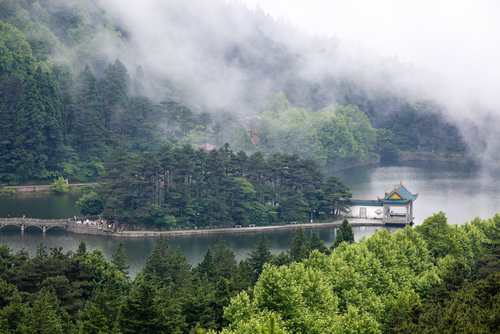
1,183,100,195
326,152,471,172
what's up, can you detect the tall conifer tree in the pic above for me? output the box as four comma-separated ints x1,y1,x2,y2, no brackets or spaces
74,64,105,159
99,59,130,132
288,227,310,262
112,240,130,279
331,219,355,249
248,232,272,283
12,74,47,179
0,74,23,180
34,67,64,169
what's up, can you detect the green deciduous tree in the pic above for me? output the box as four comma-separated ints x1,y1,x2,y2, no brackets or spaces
76,191,103,216
415,211,461,262
52,176,68,193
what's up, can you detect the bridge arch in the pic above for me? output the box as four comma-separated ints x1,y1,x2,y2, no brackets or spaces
24,225,44,232
0,219,71,232
0,223,23,231
45,225,68,232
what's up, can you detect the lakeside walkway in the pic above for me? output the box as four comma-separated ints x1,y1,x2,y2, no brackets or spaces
2,183,101,193
97,218,387,238
0,217,389,237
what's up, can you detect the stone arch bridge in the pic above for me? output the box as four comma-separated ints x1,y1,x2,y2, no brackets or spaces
0,218,97,233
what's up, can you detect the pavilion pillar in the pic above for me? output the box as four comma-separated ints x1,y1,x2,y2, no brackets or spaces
406,205,409,223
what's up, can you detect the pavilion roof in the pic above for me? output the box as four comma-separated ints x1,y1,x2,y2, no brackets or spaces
378,182,418,204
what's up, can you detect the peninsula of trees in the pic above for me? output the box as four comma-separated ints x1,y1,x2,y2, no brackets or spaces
78,144,352,229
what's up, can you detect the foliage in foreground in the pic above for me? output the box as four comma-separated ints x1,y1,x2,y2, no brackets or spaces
0,213,499,333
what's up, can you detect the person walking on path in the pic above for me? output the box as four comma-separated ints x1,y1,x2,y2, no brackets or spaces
7,214,9,220
23,214,25,219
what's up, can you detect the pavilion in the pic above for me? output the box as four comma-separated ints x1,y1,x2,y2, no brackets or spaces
343,181,418,225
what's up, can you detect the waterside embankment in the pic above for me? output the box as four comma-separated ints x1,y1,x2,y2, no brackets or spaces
399,152,468,163
325,151,470,172
0,218,386,237
1,183,100,194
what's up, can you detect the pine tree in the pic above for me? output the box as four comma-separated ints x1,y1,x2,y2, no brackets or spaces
213,277,231,330
331,219,355,249
195,247,217,283
140,236,173,284
0,74,23,180
288,227,310,262
248,232,272,283
36,67,64,170
12,74,47,179
118,280,163,334
99,58,130,131
309,231,330,255
112,240,130,279
74,64,106,159
474,219,500,280
322,176,353,218
77,270,124,333
0,290,27,333
25,288,65,334
76,239,87,257
213,237,238,280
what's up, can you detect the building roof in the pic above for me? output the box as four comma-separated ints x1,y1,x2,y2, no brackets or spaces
203,143,217,151
351,200,383,206
378,181,418,204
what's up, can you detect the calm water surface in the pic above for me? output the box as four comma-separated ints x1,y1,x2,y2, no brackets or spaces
334,160,500,225
0,225,398,279
1,161,499,278
0,192,83,219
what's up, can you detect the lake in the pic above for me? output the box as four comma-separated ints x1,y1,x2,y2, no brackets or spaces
1,160,499,278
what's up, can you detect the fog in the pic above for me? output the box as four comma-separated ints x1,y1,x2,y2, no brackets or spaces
96,0,499,160
242,0,500,100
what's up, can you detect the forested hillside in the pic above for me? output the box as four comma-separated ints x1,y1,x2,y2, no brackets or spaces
0,212,499,333
0,0,496,185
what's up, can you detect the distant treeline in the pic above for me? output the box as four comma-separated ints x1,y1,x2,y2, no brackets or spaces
79,144,352,228
0,212,499,333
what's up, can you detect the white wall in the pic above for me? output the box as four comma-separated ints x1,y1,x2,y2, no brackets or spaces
342,205,384,219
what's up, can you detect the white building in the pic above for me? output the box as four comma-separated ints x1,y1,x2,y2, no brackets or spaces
343,181,418,225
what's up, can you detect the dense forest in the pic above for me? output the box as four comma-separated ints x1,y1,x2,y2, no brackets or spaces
75,144,352,228
0,212,499,333
2,0,491,186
